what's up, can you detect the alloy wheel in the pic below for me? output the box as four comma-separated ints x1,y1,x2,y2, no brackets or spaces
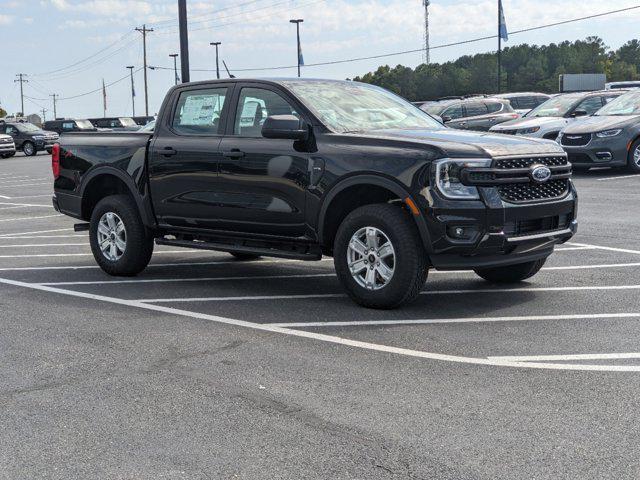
97,212,127,261
347,226,396,290
634,145,640,167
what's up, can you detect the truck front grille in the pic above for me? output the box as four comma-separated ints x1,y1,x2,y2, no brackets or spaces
462,155,571,204
504,214,571,236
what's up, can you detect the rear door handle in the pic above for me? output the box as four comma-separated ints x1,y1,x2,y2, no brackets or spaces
161,147,177,157
223,150,245,159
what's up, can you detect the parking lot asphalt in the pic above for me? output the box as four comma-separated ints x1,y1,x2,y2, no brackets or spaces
1,152,640,479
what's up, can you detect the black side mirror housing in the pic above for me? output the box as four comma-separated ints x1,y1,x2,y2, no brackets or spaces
441,115,452,123
571,109,588,118
262,115,309,141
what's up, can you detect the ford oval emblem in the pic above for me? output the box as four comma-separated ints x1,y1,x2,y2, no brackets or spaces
531,165,552,183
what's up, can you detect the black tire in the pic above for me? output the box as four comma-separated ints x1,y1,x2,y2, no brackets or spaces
46,148,53,155
627,139,640,173
474,258,546,283
1,153,15,159
89,194,154,276
22,141,36,156
334,203,429,309
229,252,261,261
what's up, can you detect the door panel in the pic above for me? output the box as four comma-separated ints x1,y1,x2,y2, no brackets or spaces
215,86,309,237
148,86,230,229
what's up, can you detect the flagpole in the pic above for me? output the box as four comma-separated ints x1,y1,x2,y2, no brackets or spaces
498,0,502,93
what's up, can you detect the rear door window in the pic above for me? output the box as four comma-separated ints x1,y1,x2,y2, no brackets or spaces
172,87,228,135
485,101,504,113
464,102,488,117
441,104,464,120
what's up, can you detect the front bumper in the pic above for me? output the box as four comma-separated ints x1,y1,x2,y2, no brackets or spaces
562,137,629,167
421,181,578,270
0,144,16,154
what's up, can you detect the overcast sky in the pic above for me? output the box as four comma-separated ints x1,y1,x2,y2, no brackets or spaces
1,0,639,119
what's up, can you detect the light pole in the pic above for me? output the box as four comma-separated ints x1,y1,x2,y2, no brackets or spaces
289,19,304,78
178,0,190,83
169,54,180,85
209,42,221,80
126,66,136,117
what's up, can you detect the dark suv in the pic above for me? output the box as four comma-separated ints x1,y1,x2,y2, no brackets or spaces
1,121,59,156
88,117,140,131
421,97,519,131
44,119,97,135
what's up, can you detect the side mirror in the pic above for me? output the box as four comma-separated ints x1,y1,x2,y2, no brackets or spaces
262,115,309,141
441,115,452,123
571,109,588,118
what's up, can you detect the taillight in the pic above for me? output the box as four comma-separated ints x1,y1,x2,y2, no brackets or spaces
51,143,60,179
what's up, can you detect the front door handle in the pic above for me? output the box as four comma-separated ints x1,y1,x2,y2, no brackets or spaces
161,147,177,157
223,150,245,159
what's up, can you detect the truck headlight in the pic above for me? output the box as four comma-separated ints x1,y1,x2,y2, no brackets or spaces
433,158,492,200
33,135,45,140
517,126,540,134
595,129,622,138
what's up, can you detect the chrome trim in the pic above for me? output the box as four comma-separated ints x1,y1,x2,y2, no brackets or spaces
506,228,573,243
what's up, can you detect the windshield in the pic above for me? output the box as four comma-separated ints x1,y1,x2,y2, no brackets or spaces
526,95,578,118
15,123,40,133
285,81,443,133
139,120,155,132
76,120,94,129
119,117,137,127
595,92,640,116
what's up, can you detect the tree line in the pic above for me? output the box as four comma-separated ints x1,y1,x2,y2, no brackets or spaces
353,37,640,101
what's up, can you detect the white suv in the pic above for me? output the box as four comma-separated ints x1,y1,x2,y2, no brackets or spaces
0,134,16,158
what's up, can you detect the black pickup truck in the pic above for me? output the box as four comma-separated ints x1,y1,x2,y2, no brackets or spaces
53,79,577,309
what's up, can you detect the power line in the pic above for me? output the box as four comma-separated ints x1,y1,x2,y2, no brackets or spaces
150,0,269,27
57,68,143,102
157,4,640,73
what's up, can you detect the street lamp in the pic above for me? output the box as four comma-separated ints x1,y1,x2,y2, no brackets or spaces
289,19,304,78
209,42,221,80
169,54,180,85
126,66,135,117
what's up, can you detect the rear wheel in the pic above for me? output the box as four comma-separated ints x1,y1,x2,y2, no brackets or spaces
334,203,428,309
627,139,640,173
22,141,36,156
89,194,154,276
474,259,546,283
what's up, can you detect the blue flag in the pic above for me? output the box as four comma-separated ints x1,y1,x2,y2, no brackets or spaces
298,43,305,66
499,0,508,41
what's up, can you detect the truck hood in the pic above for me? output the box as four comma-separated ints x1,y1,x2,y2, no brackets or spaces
361,127,564,158
490,116,569,130
562,115,640,134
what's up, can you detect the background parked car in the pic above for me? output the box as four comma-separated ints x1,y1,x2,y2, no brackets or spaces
88,117,141,131
492,92,551,115
489,90,624,139
420,97,519,131
132,116,155,126
606,81,640,90
0,133,16,158
43,119,97,135
0,120,59,156
558,90,640,172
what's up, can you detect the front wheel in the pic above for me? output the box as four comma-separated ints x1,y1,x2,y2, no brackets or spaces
474,259,546,283
1,153,15,159
22,141,36,156
334,203,428,309
89,194,154,276
627,139,640,173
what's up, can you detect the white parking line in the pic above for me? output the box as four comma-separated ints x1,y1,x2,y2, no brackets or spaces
597,174,640,182
0,202,52,208
137,284,640,304
0,214,63,223
0,235,86,239
0,243,87,248
0,275,638,372
568,242,640,256
271,312,640,328
0,250,244,259
6,194,54,199
555,246,597,252
0,228,73,237
0,177,49,184
489,353,640,362
0,182,51,187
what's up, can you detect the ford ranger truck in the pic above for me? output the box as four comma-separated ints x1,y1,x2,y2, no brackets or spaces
52,79,577,309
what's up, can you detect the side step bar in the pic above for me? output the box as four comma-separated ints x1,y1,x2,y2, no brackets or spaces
74,223,90,232
155,237,323,261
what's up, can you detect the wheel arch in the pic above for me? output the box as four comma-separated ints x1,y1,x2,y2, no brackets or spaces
317,174,432,255
79,166,154,227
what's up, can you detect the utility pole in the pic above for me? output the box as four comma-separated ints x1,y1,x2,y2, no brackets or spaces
126,66,136,116
41,108,47,122
14,74,28,116
169,54,180,85
209,42,221,80
289,19,304,78
50,94,58,119
135,24,154,116
423,0,430,64
178,0,190,83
